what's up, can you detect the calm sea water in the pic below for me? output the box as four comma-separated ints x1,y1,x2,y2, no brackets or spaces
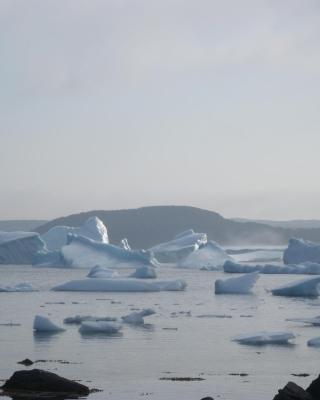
0,252,319,400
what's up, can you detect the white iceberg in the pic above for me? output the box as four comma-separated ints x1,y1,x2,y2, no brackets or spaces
307,337,320,347
215,272,259,294
119,238,131,251
177,241,232,269
41,216,109,251
283,238,320,265
79,320,122,334
122,308,156,325
52,278,187,292
87,265,119,278
223,260,320,275
233,331,295,345
0,231,44,265
129,266,157,279
271,276,320,297
150,229,207,263
33,315,65,333
286,316,320,326
64,315,117,324
0,283,38,292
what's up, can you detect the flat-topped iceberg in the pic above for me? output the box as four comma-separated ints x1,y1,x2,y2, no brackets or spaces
33,315,65,333
87,265,119,278
41,216,109,251
129,266,157,279
0,283,38,292
79,320,122,334
223,260,320,275
52,278,187,292
271,276,320,297
150,229,207,263
122,308,156,325
0,231,44,265
283,238,320,265
177,241,232,269
64,315,117,324
215,272,259,294
233,331,295,345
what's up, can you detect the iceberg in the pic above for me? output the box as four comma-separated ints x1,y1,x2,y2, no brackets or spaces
223,260,320,275
129,266,157,279
286,316,320,326
122,308,156,325
87,265,119,278
0,283,38,292
150,229,207,263
233,331,295,345
79,321,122,334
307,337,320,347
52,278,187,292
215,272,259,294
283,238,320,265
41,216,109,251
119,238,131,251
271,276,320,297
64,315,117,324
0,231,44,265
33,315,65,333
177,241,232,269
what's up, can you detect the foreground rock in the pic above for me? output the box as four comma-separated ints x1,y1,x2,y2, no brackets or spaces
273,374,320,400
2,369,89,396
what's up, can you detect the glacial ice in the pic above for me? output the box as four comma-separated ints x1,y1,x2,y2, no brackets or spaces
286,316,320,326
223,260,320,275
0,231,44,265
215,272,259,294
119,238,131,251
122,308,156,325
129,266,157,279
52,278,187,292
33,315,65,333
41,216,109,251
283,238,320,265
79,321,122,334
271,276,320,297
64,315,117,324
0,283,38,292
233,331,295,345
87,265,119,278
150,229,207,263
177,241,232,269
307,337,320,347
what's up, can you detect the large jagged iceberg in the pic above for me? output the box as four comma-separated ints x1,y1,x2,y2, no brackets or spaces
215,272,259,294
34,234,158,269
33,315,65,333
79,321,122,334
0,231,44,264
150,229,207,263
233,331,295,345
122,308,156,325
0,283,38,292
271,276,320,297
177,241,232,269
41,216,109,251
223,260,320,275
52,278,187,292
283,238,320,265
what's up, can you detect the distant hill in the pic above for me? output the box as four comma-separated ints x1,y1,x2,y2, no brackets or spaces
233,218,320,229
0,220,47,232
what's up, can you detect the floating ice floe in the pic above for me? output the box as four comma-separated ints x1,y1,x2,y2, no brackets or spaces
215,272,259,294
87,265,119,279
196,314,232,319
122,308,156,325
231,249,283,263
177,241,232,269
52,278,187,292
150,229,207,263
286,316,320,326
0,231,44,265
0,283,38,292
79,321,122,334
307,337,320,347
223,260,320,275
64,315,117,324
233,331,295,345
283,238,320,265
41,216,109,251
271,276,320,297
129,266,157,279
33,315,65,333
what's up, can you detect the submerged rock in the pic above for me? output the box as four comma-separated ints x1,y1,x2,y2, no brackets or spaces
273,381,312,400
2,369,90,396
17,358,34,366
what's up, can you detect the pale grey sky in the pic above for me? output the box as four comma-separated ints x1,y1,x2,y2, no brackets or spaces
1,0,320,220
